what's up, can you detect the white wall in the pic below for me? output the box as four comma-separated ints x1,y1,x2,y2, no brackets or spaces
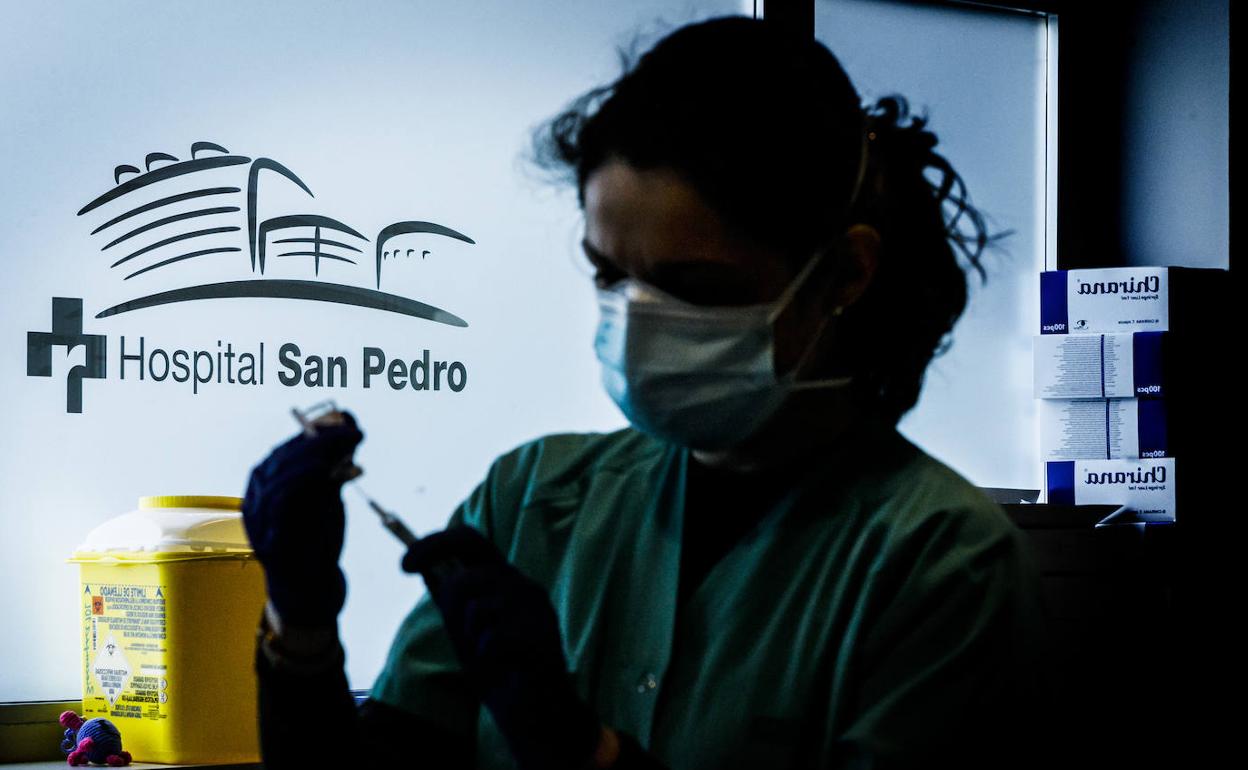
0,0,747,702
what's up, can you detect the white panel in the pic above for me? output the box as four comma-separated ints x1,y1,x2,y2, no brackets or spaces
0,0,746,701
816,0,1050,490
1122,0,1229,269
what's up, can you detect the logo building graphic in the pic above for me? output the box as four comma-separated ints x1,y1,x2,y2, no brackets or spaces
27,140,476,412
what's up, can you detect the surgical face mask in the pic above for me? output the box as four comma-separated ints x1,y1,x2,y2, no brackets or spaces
593,252,851,450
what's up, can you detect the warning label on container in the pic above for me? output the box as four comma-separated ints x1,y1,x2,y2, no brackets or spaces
96,585,167,639
82,581,170,721
91,633,132,706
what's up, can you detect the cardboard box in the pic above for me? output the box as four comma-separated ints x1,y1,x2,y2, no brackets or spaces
1039,398,1168,460
1034,332,1165,399
1040,266,1228,335
1045,458,1176,522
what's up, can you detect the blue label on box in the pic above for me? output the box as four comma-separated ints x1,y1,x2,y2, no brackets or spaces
1046,461,1076,505
1137,399,1168,457
1040,271,1069,334
1132,332,1164,397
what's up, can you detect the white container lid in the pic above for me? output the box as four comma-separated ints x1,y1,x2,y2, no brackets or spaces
74,496,251,556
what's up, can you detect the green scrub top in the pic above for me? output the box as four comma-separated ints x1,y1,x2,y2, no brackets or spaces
370,421,1046,769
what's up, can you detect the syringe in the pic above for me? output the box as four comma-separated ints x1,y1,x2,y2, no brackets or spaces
291,400,421,549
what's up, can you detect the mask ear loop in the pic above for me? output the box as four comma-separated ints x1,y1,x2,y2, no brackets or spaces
786,304,851,389
771,111,872,388
766,108,872,326
847,110,871,219
766,247,829,324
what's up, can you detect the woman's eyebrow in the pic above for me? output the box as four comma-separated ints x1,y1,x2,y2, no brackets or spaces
583,239,736,274
648,260,749,285
582,239,750,295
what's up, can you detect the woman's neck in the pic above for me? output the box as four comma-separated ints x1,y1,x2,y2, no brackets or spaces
690,387,864,473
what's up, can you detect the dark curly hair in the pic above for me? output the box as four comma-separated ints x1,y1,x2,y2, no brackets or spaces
529,15,999,422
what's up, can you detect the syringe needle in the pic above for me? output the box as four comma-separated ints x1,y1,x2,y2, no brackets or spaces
350,486,420,549
373,502,421,549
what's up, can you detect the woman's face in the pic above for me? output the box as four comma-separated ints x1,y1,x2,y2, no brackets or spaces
581,158,795,308
582,157,870,379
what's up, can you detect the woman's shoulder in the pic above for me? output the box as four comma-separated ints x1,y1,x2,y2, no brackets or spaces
489,426,669,484
835,425,1024,559
463,428,674,562
470,427,672,519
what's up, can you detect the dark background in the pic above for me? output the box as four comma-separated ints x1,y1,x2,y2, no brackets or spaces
767,0,1234,271
765,2,1233,766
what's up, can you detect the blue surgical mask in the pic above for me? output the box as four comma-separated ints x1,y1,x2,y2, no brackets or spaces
593,252,851,450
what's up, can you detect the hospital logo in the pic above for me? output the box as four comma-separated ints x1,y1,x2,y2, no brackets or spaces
26,140,476,413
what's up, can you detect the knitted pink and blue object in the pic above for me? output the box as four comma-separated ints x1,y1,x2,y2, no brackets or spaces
59,711,132,767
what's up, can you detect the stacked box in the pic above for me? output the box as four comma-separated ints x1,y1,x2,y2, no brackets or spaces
1035,267,1227,521
1033,332,1166,399
1039,398,1168,461
1039,266,1226,335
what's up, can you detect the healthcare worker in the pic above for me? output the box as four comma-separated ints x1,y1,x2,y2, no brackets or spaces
244,15,1048,770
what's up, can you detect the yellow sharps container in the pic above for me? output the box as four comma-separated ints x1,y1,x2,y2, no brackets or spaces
69,495,265,764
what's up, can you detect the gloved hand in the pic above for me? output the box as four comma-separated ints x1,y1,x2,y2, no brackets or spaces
403,527,603,770
243,411,364,628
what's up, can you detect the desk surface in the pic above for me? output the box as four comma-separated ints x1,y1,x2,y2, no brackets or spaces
6,758,260,763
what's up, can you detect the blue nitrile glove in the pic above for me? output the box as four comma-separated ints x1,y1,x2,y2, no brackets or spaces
243,412,364,628
403,526,603,770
